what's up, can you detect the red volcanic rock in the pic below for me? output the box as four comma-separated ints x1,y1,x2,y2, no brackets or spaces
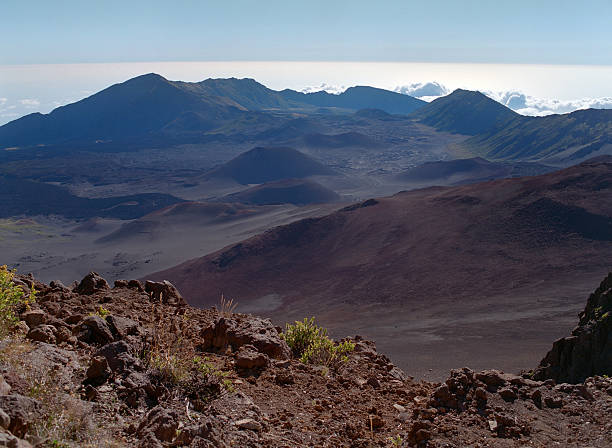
200,316,291,360
74,272,110,295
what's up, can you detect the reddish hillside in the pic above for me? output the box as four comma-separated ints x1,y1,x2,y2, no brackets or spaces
148,158,612,378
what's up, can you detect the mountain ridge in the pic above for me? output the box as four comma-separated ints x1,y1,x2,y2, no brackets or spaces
0,74,425,148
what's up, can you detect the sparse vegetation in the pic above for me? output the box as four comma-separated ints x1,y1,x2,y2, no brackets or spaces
0,265,35,336
281,317,355,368
219,294,238,317
0,333,110,447
143,312,234,397
388,435,403,446
91,305,110,319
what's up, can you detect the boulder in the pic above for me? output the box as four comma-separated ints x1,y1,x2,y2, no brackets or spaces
26,325,56,344
22,309,46,328
200,317,291,360
106,315,139,340
430,367,476,410
475,370,507,390
235,418,262,432
144,280,186,306
498,387,518,402
113,279,129,288
74,316,114,345
74,272,110,295
49,280,68,290
137,406,179,442
235,345,270,370
0,395,42,437
86,356,111,384
95,341,140,373
128,280,145,292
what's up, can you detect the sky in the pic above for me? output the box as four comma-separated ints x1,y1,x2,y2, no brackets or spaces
1,1,611,124
2,0,612,65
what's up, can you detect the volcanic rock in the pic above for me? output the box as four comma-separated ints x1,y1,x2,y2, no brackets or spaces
74,315,114,345
200,316,291,359
533,272,612,383
0,395,41,437
26,325,56,344
21,310,46,328
137,406,179,442
106,315,139,339
74,272,110,295
144,280,186,306
235,344,270,370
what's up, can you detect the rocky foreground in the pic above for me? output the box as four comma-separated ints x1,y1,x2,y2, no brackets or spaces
0,272,610,447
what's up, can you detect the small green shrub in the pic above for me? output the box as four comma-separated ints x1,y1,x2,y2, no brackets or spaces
281,317,355,369
281,317,326,357
0,265,35,335
388,435,403,446
95,305,110,319
301,336,355,367
193,355,234,393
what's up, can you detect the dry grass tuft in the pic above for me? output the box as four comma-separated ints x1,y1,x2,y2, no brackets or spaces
219,294,237,317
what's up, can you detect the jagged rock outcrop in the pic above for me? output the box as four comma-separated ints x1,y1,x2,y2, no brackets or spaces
74,272,110,295
144,280,186,306
533,272,612,383
200,316,291,359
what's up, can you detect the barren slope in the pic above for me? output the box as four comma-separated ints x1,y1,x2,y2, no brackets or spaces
148,158,612,378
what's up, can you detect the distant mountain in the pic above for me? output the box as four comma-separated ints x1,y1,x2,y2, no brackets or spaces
467,108,612,162
0,75,425,148
186,77,294,111
224,179,340,205
412,90,612,162
279,86,426,115
203,147,336,184
0,74,246,147
0,176,183,219
412,89,521,135
396,157,553,186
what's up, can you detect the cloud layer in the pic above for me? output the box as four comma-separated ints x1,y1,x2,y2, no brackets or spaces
394,82,449,98
485,90,612,116
394,82,612,116
300,83,347,95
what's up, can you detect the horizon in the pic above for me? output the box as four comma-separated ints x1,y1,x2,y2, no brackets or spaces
3,1,611,125
2,60,612,126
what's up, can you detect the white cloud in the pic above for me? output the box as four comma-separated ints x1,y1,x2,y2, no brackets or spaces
300,83,347,95
484,90,612,116
0,98,7,106
392,81,612,116
19,98,40,108
395,82,449,99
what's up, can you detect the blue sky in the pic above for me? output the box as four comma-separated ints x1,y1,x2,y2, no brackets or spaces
2,0,611,65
